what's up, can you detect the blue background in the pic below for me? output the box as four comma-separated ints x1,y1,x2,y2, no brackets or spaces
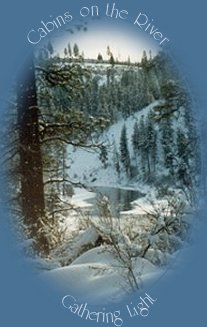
0,0,207,326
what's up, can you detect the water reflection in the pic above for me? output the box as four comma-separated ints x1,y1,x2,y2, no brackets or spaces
88,186,145,215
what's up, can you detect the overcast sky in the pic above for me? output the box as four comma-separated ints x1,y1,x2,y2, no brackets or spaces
52,20,160,62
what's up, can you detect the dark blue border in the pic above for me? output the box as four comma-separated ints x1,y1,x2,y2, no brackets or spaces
0,1,207,326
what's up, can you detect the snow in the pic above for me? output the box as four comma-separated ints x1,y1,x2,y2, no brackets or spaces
42,246,163,304
57,227,100,265
102,101,160,145
73,227,99,248
66,99,190,201
40,99,194,304
67,101,162,188
121,197,156,216
70,187,96,208
60,187,96,235
26,256,61,271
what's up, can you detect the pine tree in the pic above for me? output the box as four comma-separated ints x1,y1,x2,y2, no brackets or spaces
80,51,85,60
109,54,115,66
146,113,157,175
97,53,103,62
149,49,152,61
138,116,147,179
106,45,111,57
68,43,72,57
17,55,49,255
64,48,68,57
132,121,140,162
113,144,120,177
73,43,79,57
120,125,131,177
161,117,174,177
176,129,191,188
99,145,108,169
141,50,148,67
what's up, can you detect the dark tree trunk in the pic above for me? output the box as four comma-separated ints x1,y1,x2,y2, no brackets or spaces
17,55,49,254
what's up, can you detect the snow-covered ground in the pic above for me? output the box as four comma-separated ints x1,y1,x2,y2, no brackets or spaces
40,186,180,304
39,101,192,304
42,246,163,304
70,187,96,208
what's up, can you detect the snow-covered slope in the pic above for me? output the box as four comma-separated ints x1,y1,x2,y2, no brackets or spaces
41,100,195,304
42,246,163,304
68,101,162,188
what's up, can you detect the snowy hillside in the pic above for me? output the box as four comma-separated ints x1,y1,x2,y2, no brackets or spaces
67,99,190,191
68,101,154,187
12,49,199,305
43,246,163,304
41,97,195,304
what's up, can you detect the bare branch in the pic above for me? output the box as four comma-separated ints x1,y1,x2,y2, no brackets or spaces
41,136,102,150
44,178,86,188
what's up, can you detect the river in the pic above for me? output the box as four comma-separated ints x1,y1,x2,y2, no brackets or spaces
86,186,145,216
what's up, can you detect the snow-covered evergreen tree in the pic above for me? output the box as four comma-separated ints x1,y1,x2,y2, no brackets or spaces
120,124,131,177
146,112,157,176
132,121,140,160
161,117,175,177
99,145,108,169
